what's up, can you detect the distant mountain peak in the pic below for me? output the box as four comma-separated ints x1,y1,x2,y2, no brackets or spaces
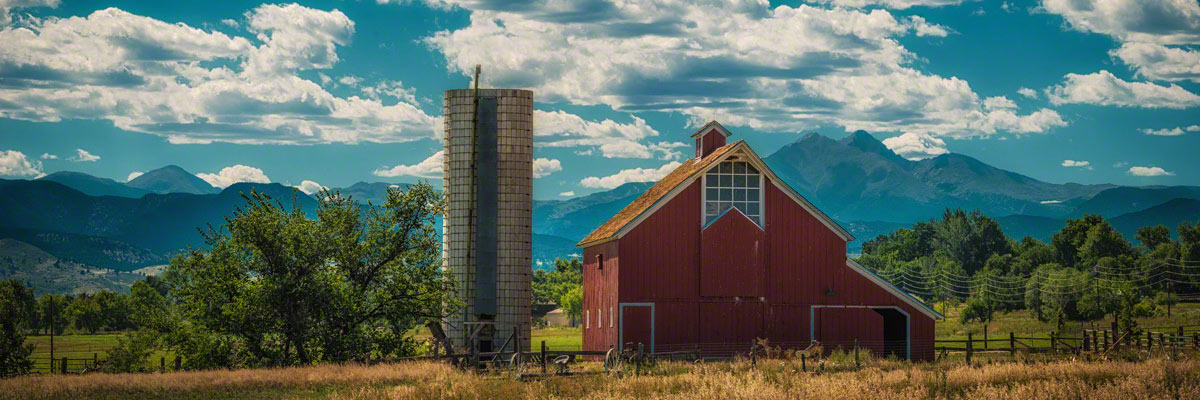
127,165,218,195
840,130,902,160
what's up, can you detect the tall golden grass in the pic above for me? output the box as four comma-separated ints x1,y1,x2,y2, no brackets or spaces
3,358,1198,400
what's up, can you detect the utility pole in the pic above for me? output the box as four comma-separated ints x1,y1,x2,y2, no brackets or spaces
49,295,54,374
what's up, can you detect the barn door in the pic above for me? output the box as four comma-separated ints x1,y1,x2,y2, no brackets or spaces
619,303,654,352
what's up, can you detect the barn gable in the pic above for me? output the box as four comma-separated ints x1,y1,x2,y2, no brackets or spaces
577,135,853,248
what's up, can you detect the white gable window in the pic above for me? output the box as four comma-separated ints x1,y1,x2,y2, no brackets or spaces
703,160,762,226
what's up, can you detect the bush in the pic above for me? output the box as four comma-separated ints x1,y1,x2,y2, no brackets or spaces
1132,299,1157,318
960,298,994,323
103,333,157,373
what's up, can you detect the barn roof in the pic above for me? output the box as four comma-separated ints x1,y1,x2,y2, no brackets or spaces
577,135,854,247
576,141,740,246
846,259,944,320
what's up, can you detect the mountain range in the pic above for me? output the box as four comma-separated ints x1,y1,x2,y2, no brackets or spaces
3,133,1200,293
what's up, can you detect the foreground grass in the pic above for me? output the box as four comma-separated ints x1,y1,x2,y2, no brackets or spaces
4,357,1199,400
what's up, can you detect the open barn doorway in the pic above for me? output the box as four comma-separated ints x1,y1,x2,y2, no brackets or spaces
873,308,909,360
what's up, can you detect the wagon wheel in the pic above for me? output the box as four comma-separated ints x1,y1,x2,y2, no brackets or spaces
604,347,623,374
506,353,525,377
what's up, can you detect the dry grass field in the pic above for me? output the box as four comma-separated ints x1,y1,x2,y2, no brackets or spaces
4,357,1199,400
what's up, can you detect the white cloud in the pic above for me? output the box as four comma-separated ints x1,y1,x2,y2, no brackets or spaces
69,148,99,162
882,132,948,160
0,150,43,177
559,191,575,197
1111,42,1200,83
904,16,950,37
126,171,143,181
39,153,57,159
337,75,361,86
196,165,271,188
220,18,238,28
1045,71,1200,109
1061,159,1092,169
425,2,1062,140
1017,87,1038,99
0,0,58,24
1128,166,1175,176
532,158,561,178
295,180,326,195
373,151,443,178
1141,125,1199,136
0,5,439,145
1040,0,1200,45
534,110,686,159
812,0,974,10
580,161,681,189
1113,161,1129,168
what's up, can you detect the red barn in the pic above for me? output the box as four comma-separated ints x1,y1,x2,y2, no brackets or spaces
577,122,942,361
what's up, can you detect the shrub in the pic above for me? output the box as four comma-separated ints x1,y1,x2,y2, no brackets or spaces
103,333,156,373
960,298,994,323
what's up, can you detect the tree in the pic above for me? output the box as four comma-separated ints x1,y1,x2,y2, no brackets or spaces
67,294,103,334
0,280,35,333
165,183,457,367
0,280,34,377
559,286,582,326
1136,225,1171,251
37,294,67,335
932,209,1011,273
129,278,172,332
533,257,582,306
1051,214,1106,268
1078,222,1133,267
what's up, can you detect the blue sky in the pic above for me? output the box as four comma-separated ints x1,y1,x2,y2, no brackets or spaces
0,0,1198,199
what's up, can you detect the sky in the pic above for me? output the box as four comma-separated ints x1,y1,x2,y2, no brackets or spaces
0,0,1198,200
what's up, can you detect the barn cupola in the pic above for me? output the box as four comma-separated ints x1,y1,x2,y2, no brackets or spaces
691,121,731,158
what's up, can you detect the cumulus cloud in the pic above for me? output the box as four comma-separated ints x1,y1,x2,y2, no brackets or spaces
559,191,575,197
1017,87,1038,98
425,2,1062,139
811,0,974,9
1140,125,1199,136
39,153,57,159
534,110,686,159
0,5,439,145
1111,42,1200,83
1040,0,1200,45
126,171,143,181
1128,166,1175,176
196,165,271,188
69,148,99,162
882,132,948,160
532,158,561,178
580,161,681,189
1045,71,1200,109
0,149,43,177
1061,160,1092,169
0,0,58,24
295,180,326,195
373,151,443,178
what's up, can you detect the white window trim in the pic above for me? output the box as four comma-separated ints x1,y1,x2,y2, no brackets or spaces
598,308,602,330
585,309,590,329
609,306,614,327
701,159,764,228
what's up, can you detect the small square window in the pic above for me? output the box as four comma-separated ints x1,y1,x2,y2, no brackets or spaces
747,189,759,201
706,202,719,215
748,175,759,186
706,188,718,200
733,175,746,187
720,189,731,201
706,174,718,186
734,162,745,174
720,202,733,212
734,189,745,201
720,162,732,173
747,164,759,174
746,203,759,215
720,174,731,187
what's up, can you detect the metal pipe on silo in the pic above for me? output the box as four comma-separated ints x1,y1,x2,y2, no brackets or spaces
442,73,533,353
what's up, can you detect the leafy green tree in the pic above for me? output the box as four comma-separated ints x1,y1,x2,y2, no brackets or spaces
102,333,156,373
532,257,582,306
1136,225,1172,252
959,297,994,323
93,290,133,331
559,286,582,326
129,278,172,332
0,280,34,377
36,294,67,335
0,280,35,333
932,209,1011,273
165,183,457,367
1014,237,1056,270
1078,221,1133,267
1154,291,1180,317
1051,214,1106,268
67,294,103,334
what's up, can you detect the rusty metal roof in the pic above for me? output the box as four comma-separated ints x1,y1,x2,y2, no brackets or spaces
576,141,740,247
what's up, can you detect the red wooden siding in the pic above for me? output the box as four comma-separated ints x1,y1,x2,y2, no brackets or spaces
698,130,726,158
701,210,764,297
581,156,937,361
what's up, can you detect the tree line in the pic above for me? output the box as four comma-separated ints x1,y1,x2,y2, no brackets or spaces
532,257,583,326
1,183,458,377
858,209,1200,331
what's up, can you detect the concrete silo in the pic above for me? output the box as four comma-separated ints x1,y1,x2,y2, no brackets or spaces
442,87,533,353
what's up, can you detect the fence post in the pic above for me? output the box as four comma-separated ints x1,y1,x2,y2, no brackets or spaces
1009,332,1015,357
984,325,988,350
93,353,98,368
966,333,973,365
1082,330,1090,352
1051,332,1057,352
160,357,165,373
540,340,547,375
854,339,859,369
801,353,807,372
60,357,67,374
174,356,182,371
